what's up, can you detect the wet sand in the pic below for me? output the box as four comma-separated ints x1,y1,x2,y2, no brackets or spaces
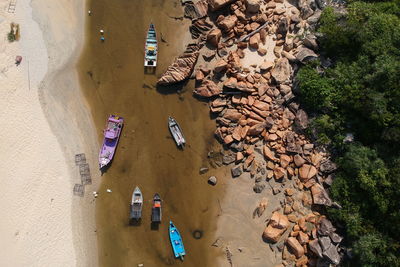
78,0,224,266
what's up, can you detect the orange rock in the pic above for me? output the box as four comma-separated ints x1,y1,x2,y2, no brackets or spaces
263,225,286,243
214,59,228,73
287,237,305,258
274,166,286,180
236,152,244,162
195,70,205,81
207,28,222,47
232,126,242,141
270,211,289,229
263,145,276,161
295,255,308,267
297,231,309,245
294,154,306,167
240,125,250,139
223,135,234,144
298,164,317,181
224,76,237,88
280,154,291,168
253,100,270,111
249,33,260,49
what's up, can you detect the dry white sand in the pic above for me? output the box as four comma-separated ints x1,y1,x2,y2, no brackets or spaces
0,0,99,266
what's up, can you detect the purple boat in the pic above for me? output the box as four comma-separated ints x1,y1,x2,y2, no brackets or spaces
99,115,124,169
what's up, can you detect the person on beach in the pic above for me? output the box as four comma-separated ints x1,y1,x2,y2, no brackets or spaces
88,10,91,16
100,29,104,34
100,36,105,42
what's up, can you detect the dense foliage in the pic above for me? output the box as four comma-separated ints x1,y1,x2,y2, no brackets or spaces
296,1,400,265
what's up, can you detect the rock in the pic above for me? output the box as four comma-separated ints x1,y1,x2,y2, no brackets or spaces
199,167,209,174
195,70,205,82
318,218,335,236
274,167,286,180
287,237,305,258
263,145,276,161
319,159,337,173
260,61,274,72
311,183,332,206
249,33,260,49
271,57,291,84
323,244,341,265
295,109,308,130
296,47,318,63
214,59,228,73
253,100,270,111
276,17,289,37
246,0,260,13
158,49,199,85
231,165,243,177
194,79,222,97
270,212,289,229
299,164,317,181
208,176,217,185
223,153,236,165
294,154,306,167
224,135,234,144
236,151,244,162
223,77,237,89
309,239,323,258
184,0,208,20
280,154,291,168
208,0,236,11
248,123,266,136
319,236,332,251
297,231,309,245
281,50,296,62
296,255,308,266
329,232,343,244
263,225,286,243
218,15,238,32
307,10,322,25
202,50,216,61
258,47,267,56
223,109,242,122
303,144,314,155
207,29,222,47
253,183,266,193
304,34,318,51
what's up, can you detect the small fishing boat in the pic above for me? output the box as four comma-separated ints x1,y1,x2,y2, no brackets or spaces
151,193,162,223
168,117,186,148
169,221,186,260
99,115,123,169
144,23,157,67
130,186,143,220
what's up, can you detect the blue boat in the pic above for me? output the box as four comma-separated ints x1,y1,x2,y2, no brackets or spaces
169,221,186,260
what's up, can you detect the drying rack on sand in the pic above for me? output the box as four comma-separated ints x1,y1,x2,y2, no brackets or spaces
73,153,92,197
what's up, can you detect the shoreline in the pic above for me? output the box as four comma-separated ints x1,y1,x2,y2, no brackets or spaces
0,0,99,266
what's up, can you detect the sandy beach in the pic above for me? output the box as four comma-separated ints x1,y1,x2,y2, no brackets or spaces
0,0,99,266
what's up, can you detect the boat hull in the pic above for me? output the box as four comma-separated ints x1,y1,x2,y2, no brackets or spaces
144,23,158,67
169,221,185,259
151,193,162,223
130,186,143,220
168,117,186,148
99,115,123,169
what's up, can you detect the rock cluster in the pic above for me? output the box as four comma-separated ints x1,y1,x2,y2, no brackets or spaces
171,0,342,265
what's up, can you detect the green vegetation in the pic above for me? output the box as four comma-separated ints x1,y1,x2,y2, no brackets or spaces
7,23,20,42
296,1,400,265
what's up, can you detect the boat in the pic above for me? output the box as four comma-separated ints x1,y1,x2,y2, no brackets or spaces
151,193,162,223
169,221,186,260
130,186,143,220
168,117,186,148
144,23,157,67
99,115,123,169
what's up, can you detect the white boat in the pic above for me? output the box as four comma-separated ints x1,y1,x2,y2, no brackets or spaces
168,117,186,148
130,186,143,220
144,23,157,67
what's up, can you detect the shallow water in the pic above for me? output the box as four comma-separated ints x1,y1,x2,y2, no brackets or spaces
78,0,224,266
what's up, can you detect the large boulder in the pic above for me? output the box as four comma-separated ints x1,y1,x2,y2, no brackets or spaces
296,46,318,64
246,0,260,13
295,109,309,130
299,164,317,181
311,183,332,206
287,237,305,258
309,239,323,258
207,29,222,47
184,0,208,20
193,79,222,97
158,49,199,85
208,0,236,11
271,57,291,84
263,212,289,243
218,15,238,32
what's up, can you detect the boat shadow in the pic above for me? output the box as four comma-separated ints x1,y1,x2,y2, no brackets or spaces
144,67,156,75
150,221,160,231
129,218,142,227
156,80,189,96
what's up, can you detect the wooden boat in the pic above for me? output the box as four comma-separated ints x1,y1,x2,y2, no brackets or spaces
151,193,162,223
99,115,123,169
169,221,186,260
130,186,143,220
168,117,186,148
144,23,157,67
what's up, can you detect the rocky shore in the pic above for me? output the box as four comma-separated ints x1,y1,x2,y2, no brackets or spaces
158,0,342,266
